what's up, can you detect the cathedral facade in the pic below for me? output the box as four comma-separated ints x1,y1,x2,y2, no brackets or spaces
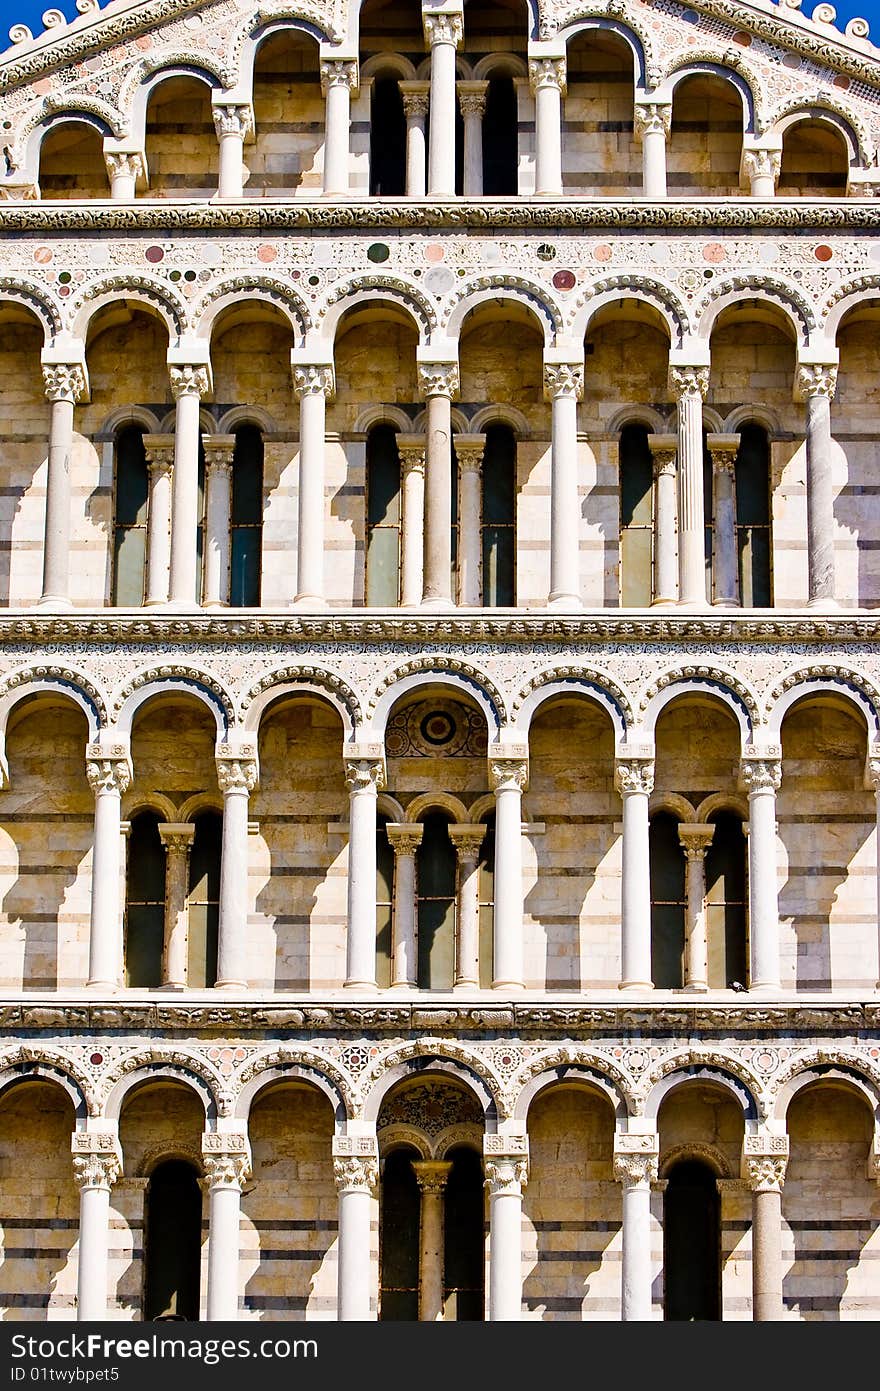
0,0,880,1323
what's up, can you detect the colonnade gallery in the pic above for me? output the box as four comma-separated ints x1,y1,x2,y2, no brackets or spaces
3,0,880,1326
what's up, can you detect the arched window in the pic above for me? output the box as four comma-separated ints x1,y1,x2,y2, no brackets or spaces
482,75,518,195
416,812,456,989
231,424,264,606
376,813,394,988
38,121,109,200
379,1147,421,1320
735,423,772,607
663,1159,721,1320
478,813,495,989
618,423,653,606
650,811,686,988
705,810,747,988
366,425,402,606
370,76,407,196
481,422,516,606
112,425,149,606
186,811,221,988
443,1146,485,1320
144,1159,202,1320
124,810,165,987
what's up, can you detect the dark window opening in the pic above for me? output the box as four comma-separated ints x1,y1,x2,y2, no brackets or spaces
481,422,516,606
650,811,686,988
366,424,401,606
735,422,772,608
370,76,407,196
619,422,653,606
379,1148,421,1321
144,1159,202,1321
230,424,263,607
376,813,394,988
705,810,748,989
112,425,149,607
663,1159,721,1321
124,810,165,988
186,811,221,988
482,76,518,196
416,811,456,989
443,1146,485,1320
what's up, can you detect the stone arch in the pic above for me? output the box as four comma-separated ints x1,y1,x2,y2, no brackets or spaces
113,670,234,738
696,790,749,823
768,98,866,166
352,404,413,435
558,13,651,88
361,1045,500,1124
722,403,782,436
230,11,337,104
124,792,178,823
0,279,63,341
643,1060,762,1125
72,278,186,343
177,792,224,822
822,277,880,342
447,280,562,345
574,278,688,347
24,107,118,187
472,53,529,81
368,663,506,739
126,61,225,151
694,279,813,346
360,52,418,83
377,792,406,821
433,1123,484,1158
216,404,278,435
662,59,757,134
403,792,470,824
194,279,310,347
319,277,437,346
659,1141,733,1179
640,671,758,746
101,405,163,436
649,791,696,822
0,1051,90,1118
468,403,531,438
234,1056,352,1126
772,1054,880,1124
101,1056,221,1123
379,1124,432,1159
513,1062,630,1124
0,670,104,749
764,669,880,743
510,669,633,743
241,667,361,739
606,404,667,436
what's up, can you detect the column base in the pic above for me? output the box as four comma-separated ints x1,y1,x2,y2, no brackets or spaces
618,979,654,991
86,979,119,991
157,982,187,992
712,598,740,609
35,595,74,611
684,982,709,993
214,978,248,990
547,592,583,611
748,981,782,994
290,594,328,610
491,980,525,992
805,596,840,612
344,978,379,992
454,979,480,991
162,599,202,614
650,596,678,607
144,597,171,608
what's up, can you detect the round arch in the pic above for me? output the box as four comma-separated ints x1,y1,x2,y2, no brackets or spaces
0,1057,90,1119
694,279,812,347
241,670,361,740
368,666,505,741
558,15,649,87
362,1051,499,1125
773,1060,880,1124
0,673,105,744
127,63,223,151
0,280,63,342
114,673,234,739
513,1064,629,1125
511,673,632,744
765,673,880,743
447,281,562,346
644,1064,761,1125
319,278,437,347
640,675,757,747
574,279,687,348
103,1061,219,1123
664,61,755,134
468,403,531,438
823,277,880,343
770,103,863,166
72,280,186,344
235,1062,350,1128
194,280,310,348
403,792,470,824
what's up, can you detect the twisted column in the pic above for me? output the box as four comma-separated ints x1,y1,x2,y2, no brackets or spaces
455,434,485,606
613,1136,659,1321
544,361,584,609
449,823,486,989
202,436,235,608
321,60,358,195
212,105,252,199
742,147,780,198
104,150,144,201
168,365,210,609
670,365,710,607
648,434,678,605
344,755,386,989
158,823,195,989
633,103,670,199
399,82,430,196
529,57,565,195
741,752,782,992
797,362,838,607
424,12,463,196
386,822,423,989
615,756,654,990
742,1135,789,1321
458,82,488,196
484,1137,529,1321
489,756,528,991
215,747,259,989
678,823,715,992
202,1134,252,1321
397,435,426,607
418,361,459,607
334,1136,379,1321
86,745,132,989
40,362,87,608
707,433,741,607
142,435,174,607
293,363,334,605
412,1160,453,1320
72,1134,122,1322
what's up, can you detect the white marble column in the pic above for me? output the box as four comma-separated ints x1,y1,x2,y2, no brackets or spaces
797,362,838,608
293,362,334,606
168,364,210,610
386,822,423,989
708,433,740,607
333,1136,380,1321
158,822,195,989
613,1136,659,1321
412,1160,453,1321
40,362,87,608
742,1137,789,1322
455,434,485,607
103,150,144,201
203,436,235,608
615,755,654,990
678,823,715,992
344,754,386,989
86,745,132,989
397,435,426,607
648,433,678,605
424,12,463,196
529,58,565,196
544,361,584,609
458,81,488,196
449,823,486,989
484,1139,529,1321
399,82,430,197
215,746,259,989
741,752,782,992
143,435,174,607
202,1135,251,1321
71,1135,122,1322
633,103,670,199
212,105,252,199
742,148,781,198
321,60,358,196
418,361,459,607
670,364,710,607
489,756,527,992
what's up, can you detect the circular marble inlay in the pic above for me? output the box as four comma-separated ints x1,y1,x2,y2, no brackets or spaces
593,244,612,263
33,246,52,264
90,1053,103,1066
424,265,455,294
257,244,277,263
814,244,833,262
367,242,390,263
145,245,164,263
702,242,726,263
552,269,576,290
536,243,556,261
425,243,445,262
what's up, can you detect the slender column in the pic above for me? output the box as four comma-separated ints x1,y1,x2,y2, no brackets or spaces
321,61,358,196
202,1135,251,1321
484,1140,529,1321
399,82,430,197
670,365,710,607
71,1136,122,1322
397,436,426,607
168,365,210,609
455,434,485,607
412,1160,453,1321
212,106,252,199
449,824,486,989
742,1137,789,1322
40,362,87,608
418,362,459,607
678,824,715,992
424,13,463,196
386,822,423,989
158,823,195,989
615,756,654,990
458,82,488,196
104,150,144,200
797,363,838,607
215,747,259,989
489,756,528,991
742,148,781,198
868,757,880,990
293,363,334,606
741,752,782,992
613,1137,659,1321
544,361,584,609
647,434,678,605
142,435,174,607
333,1136,380,1321
344,755,386,989
86,746,132,989
202,437,235,608
708,433,741,607
633,103,670,199
529,58,565,196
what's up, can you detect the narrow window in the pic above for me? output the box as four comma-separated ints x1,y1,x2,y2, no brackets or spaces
650,812,686,988
416,812,457,989
379,1148,421,1320
196,436,206,603
705,811,748,988
186,811,221,988
735,423,772,607
443,1146,485,1320
112,425,149,606
230,424,263,606
376,814,394,989
663,1160,721,1321
703,428,713,597
366,425,401,606
619,423,653,606
481,423,516,606
370,77,407,196
124,811,165,988
144,1159,202,1320
478,814,495,990
482,76,518,195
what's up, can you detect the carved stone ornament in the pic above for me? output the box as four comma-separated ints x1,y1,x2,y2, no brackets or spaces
293,365,335,400
866,757,880,791
104,151,145,182
633,103,672,140
448,823,487,861
543,362,584,401
422,12,464,48
488,758,528,793
457,82,489,119
455,439,486,474
412,1159,454,1193
386,822,424,857
212,106,254,141
344,757,386,794
484,1157,529,1195
742,149,782,182
612,1151,659,1187
42,363,87,403
796,364,839,400
320,60,359,94
417,362,460,400
202,1152,251,1189
528,57,567,95
71,1134,122,1190
743,1154,787,1192
216,757,259,795
400,85,430,120
614,759,655,797
333,1154,379,1193
86,756,131,797
397,438,426,476
169,365,210,401
669,366,710,401
740,758,782,793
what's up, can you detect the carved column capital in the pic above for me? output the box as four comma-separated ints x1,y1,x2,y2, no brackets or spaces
455,433,486,474
796,363,838,400
669,365,710,401
71,1132,122,1190
203,434,237,475
488,757,529,793
423,12,464,48
448,822,487,861
104,149,145,182
457,80,489,117
528,56,567,95
614,758,655,797
633,102,672,140
612,1151,659,1188
740,757,782,794
543,361,584,401
678,823,716,860
332,1134,379,1193
169,365,210,401
396,434,427,476
143,433,176,475
742,148,781,183
418,362,460,400
42,362,87,403
216,755,259,795
86,747,132,797
320,59,359,94
158,822,196,854
706,432,741,476
386,821,424,857
743,1154,788,1193
412,1159,454,1193
484,1157,529,1195
344,756,386,793
212,104,253,140
202,1147,252,1190
399,81,431,119
293,364,335,400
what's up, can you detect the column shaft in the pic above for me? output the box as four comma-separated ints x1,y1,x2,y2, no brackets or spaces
400,84,430,196
213,107,251,199
87,756,130,989
801,373,837,606
648,437,677,605
203,451,233,607
398,439,426,607
621,1179,653,1320
421,382,455,605
387,823,422,989
345,759,383,989
168,377,206,608
294,370,332,604
711,447,739,606
144,439,173,607
426,19,462,196
545,368,583,608
634,105,670,199
680,826,714,992
159,826,194,989
673,369,709,607
412,1162,452,1321
206,1183,242,1319
455,437,484,607
456,853,480,987
41,369,83,606
322,65,356,196
491,761,526,991
76,1182,112,1320
752,1186,783,1321
530,62,564,196
216,754,257,989
742,759,781,991
485,1156,527,1321
616,760,654,990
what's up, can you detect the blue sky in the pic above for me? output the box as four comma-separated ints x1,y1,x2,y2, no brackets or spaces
1,0,879,47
